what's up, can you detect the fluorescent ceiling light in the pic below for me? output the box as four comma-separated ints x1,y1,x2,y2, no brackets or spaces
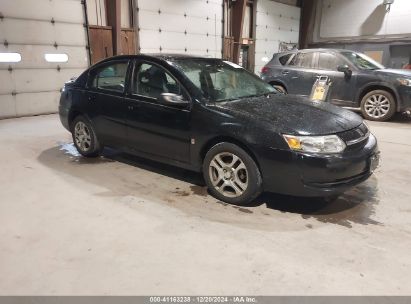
0,53,22,63
44,53,68,63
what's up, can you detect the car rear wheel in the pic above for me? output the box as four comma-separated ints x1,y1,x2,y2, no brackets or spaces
360,90,396,121
71,115,101,157
203,142,262,205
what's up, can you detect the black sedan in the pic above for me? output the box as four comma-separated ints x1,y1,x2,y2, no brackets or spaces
261,48,411,121
59,54,379,205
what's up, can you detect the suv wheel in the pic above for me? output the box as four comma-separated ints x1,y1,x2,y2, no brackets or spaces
203,143,262,205
272,84,287,94
71,115,101,157
360,90,396,121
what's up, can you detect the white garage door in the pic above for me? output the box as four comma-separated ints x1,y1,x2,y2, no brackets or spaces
255,0,300,74
0,0,89,119
137,0,223,58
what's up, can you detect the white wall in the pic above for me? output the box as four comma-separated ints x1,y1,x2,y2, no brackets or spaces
315,0,411,42
255,0,300,74
137,0,223,58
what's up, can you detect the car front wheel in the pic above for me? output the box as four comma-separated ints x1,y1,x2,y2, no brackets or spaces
360,90,396,121
203,142,262,205
71,115,101,157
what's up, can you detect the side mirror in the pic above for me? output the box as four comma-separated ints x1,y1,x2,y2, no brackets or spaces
159,93,189,108
337,64,352,77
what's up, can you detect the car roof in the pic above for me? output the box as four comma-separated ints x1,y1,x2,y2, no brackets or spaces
276,48,350,56
97,53,219,64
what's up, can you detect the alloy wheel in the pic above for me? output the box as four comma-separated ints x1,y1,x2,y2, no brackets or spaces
364,94,390,119
208,152,248,198
74,121,92,152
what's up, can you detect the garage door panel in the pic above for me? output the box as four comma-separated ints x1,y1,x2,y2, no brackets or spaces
255,0,300,74
0,45,88,69
0,71,16,95
0,19,87,46
1,0,84,24
139,0,222,19
12,69,84,93
15,91,60,117
0,95,17,119
139,30,161,50
138,0,223,58
0,0,87,119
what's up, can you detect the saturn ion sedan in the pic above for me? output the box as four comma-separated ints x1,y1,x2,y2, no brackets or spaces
59,54,380,205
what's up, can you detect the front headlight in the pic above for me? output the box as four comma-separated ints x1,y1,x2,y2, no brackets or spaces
397,78,411,86
283,134,346,154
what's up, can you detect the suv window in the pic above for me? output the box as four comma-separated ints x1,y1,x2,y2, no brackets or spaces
288,52,314,68
133,63,182,99
278,53,293,65
90,62,128,92
318,52,344,71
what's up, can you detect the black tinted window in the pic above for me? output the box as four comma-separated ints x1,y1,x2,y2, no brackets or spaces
133,63,182,99
288,52,314,68
318,52,344,70
279,53,293,65
91,62,128,92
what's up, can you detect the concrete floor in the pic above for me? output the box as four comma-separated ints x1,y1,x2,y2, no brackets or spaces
0,113,410,295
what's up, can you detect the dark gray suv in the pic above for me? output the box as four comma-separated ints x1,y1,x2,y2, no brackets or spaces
261,48,411,121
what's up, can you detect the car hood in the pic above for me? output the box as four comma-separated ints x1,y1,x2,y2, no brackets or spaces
373,68,411,77
212,94,363,136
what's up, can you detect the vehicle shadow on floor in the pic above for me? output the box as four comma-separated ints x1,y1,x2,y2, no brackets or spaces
106,149,381,227
39,144,381,227
386,112,411,123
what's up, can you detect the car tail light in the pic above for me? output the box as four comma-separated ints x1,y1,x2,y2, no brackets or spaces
261,66,269,74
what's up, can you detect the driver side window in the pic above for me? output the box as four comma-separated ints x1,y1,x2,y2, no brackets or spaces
133,63,182,99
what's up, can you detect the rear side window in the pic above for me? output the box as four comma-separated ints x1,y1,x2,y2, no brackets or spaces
279,53,293,65
90,62,128,92
318,52,344,71
288,52,315,68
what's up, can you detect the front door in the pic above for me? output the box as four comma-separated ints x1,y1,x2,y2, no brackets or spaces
87,60,130,146
124,61,191,163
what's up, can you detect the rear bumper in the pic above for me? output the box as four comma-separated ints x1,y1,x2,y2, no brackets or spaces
257,134,379,197
58,103,70,131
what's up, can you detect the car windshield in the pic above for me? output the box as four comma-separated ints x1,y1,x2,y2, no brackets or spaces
173,59,277,102
341,51,385,70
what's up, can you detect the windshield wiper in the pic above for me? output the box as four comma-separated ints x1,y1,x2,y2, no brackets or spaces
244,92,277,99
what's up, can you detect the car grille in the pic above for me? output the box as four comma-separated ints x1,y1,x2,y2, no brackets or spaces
338,123,370,148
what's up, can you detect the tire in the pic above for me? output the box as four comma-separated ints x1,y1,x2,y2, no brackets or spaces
360,90,396,122
71,115,101,157
203,142,262,206
272,84,287,94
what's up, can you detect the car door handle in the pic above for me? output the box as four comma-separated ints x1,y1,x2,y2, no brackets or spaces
87,95,96,102
282,71,290,75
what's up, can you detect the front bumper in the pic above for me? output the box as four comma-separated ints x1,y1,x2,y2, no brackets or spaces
397,86,411,112
257,134,379,197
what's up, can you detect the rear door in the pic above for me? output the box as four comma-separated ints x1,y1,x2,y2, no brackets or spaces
123,60,191,163
314,51,357,106
86,60,130,146
284,52,317,96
